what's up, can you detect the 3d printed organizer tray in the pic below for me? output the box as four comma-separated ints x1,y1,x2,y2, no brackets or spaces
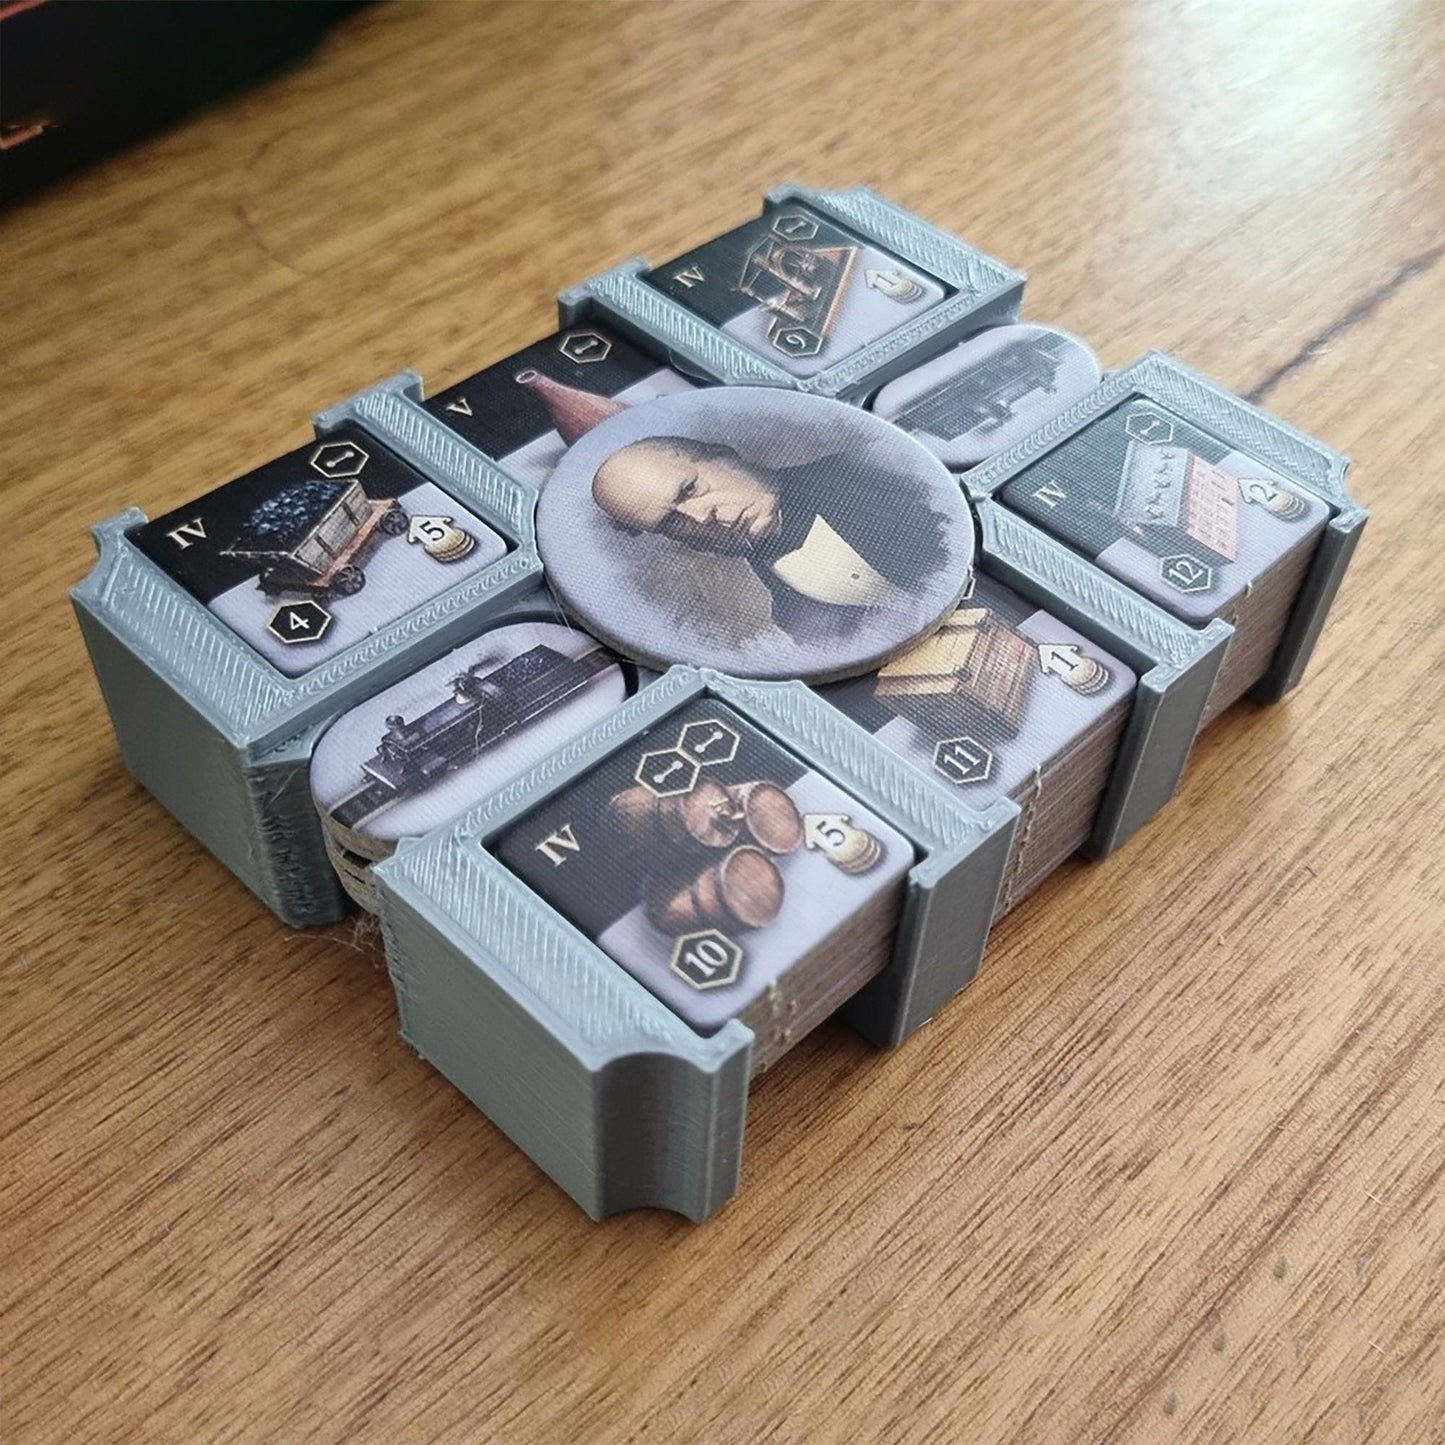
73,184,1365,1220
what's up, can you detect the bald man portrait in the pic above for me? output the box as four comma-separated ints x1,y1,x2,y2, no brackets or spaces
591,435,958,646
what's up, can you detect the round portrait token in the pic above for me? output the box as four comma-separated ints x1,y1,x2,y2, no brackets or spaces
310,617,630,860
869,323,1103,470
534,387,977,683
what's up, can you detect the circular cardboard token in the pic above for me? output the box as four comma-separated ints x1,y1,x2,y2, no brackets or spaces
322,830,383,915
310,617,630,853
534,387,976,682
870,323,1103,469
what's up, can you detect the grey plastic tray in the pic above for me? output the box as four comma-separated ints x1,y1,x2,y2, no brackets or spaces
373,513,1242,1218
74,186,1367,1228
72,373,542,926
965,352,1365,709
969,501,1230,855
376,666,1017,1220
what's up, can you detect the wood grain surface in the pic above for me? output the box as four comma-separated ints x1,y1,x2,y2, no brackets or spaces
3,3,1443,1441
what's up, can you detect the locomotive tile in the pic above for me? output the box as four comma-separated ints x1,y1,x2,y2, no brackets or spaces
869,322,1102,470
311,616,632,858
131,423,508,676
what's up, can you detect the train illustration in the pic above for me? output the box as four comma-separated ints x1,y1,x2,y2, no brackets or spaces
889,331,1071,442
328,643,618,829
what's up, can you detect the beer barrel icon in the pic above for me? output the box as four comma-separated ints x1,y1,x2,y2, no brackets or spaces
645,846,785,935
606,779,743,850
726,781,803,855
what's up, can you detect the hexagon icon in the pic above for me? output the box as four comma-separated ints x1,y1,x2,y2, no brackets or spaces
677,717,740,768
309,440,369,479
771,212,819,241
1160,554,1214,594
772,325,824,359
1124,410,1175,445
671,930,743,991
266,599,333,646
635,747,699,798
933,735,993,786
558,330,612,364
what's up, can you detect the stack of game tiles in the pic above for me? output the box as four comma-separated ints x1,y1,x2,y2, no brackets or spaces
996,699,1129,911
821,568,1135,917
494,699,914,1074
874,323,1332,724
869,322,1104,470
1197,535,1320,724
422,322,696,488
995,398,1330,721
310,613,634,913
130,423,509,679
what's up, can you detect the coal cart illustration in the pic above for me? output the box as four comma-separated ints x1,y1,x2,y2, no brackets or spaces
223,478,410,599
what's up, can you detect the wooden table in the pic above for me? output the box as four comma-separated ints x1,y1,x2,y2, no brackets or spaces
4,3,1443,1441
